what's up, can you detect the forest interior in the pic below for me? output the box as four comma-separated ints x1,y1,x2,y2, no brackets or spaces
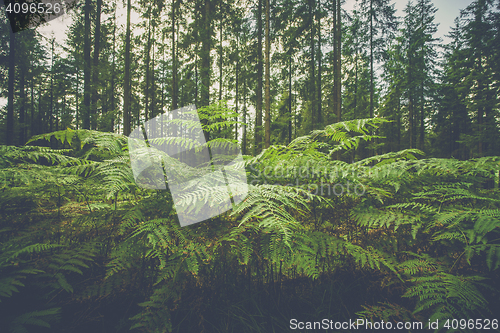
1,0,500,332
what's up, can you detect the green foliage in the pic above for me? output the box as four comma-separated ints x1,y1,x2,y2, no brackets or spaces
9,308,61,333
1,115,499,332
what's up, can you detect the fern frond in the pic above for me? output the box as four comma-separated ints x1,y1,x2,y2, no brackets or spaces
404,273,488,318
9,307,61,333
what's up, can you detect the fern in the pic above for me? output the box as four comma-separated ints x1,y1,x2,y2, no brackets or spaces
2,119,499,332
404,273,489,324
231,184,313,246
9,308,61,333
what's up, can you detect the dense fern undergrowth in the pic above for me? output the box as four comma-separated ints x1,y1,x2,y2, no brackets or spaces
1,112,500,332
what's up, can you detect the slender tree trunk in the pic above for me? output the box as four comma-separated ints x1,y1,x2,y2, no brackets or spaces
76,71,79,130
309,0,316,130
83,0,91,130
200,0,212,142
62,94,66,130
235,32,239,140
91,0,102,130
50,38,54,132
294,91,297,137
369,0,374,118
408,55,414,149
30,68,35,136
354,42,358,119
172,0,178,111
477,51,484,156
194,8,199,106
151,29,156,122
56,92,60,131
317,2,322,127
6,30,15,145
161,31,165,136
219,6,223,101
243,75,247,154
195,48,198,106
332,0,337,121
419,82,424,149
123,0,132,136
109,6,117,132
264,0,270,149
419,0,425,150
144,11,152,122
19,64,25,145
335,0,342,122
55,99,58,131
475,1,485,156
288,51,292,143
254,0,263,153
397,93,401,150
38,77,43,134
200,0,211,108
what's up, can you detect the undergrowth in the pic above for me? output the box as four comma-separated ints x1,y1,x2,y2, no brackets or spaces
1,110,499,332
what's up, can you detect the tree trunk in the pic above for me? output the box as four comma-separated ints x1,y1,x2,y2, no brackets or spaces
76,70,80,130
19,63,25,145
199,0,212,142
332,0,337,121
161,31,165,136
419,82,424,150
288,51,292,144
6,30,15,145
335,0,342,122
83,0,92,130
109,6,117,132
38,77,43,134
91,0,102,130
151,29,156,122
418,0,425,150
408,55,414,149
172,0,178,111
264,0,270,149
354,41,358,120
477,51,484,156
397,90,401,150
144,12,152,122
200,0,211,108
369,0,374,118
254,0,263,153
123,0,132,136
317,2,322,128
50,38,54,132
195,48,198,106
309,0,316,130
30,68,35,136
219,6,223,101
243,75,247,154
235,32,239,140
